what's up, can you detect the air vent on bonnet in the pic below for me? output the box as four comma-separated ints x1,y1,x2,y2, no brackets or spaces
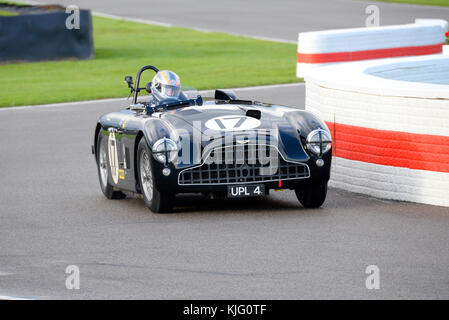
215,89,261,119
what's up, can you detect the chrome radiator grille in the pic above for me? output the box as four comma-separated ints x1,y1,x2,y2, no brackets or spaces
178,144,309,185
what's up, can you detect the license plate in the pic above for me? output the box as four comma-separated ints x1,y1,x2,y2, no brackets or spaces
227,185,265,198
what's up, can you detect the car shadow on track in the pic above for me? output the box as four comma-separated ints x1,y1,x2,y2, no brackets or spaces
171,192,305,214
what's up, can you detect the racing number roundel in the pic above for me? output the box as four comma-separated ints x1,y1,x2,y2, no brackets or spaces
108,131,120,184
205,115,261,131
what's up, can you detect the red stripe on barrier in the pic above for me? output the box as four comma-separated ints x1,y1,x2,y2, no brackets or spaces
297,43,444,63
325,121,449,173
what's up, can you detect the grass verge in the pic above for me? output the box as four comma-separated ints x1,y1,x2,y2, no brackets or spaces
0,9,17,15
372,0,449,7
0,16,299,107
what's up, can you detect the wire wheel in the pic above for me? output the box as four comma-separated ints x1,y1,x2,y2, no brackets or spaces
140,149,154,201
99,139,108,187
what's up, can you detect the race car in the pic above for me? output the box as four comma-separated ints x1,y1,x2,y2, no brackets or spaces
92,65,332,213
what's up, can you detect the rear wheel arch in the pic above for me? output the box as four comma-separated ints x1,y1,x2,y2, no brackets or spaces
134,131,145,192
94,123,103,161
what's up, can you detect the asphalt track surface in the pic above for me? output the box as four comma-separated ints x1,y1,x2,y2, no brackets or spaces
29,0,449,42
1,0,448,299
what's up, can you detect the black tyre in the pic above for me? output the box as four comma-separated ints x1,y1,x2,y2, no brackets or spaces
96,133,126,199
295,183,328,208
136,138,174,213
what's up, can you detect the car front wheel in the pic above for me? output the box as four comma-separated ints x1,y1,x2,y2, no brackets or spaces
295,183,328,208
137,138,174,213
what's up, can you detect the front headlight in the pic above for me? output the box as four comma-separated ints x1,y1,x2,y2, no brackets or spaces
306,129,332,156
152,138,178,164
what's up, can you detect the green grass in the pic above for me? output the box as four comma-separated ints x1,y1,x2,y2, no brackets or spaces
0,1,29,6
372,0,449,6
0,9,17,15
0,16,299,107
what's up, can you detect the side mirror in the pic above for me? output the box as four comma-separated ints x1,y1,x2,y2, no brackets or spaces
145,82,152,94
125,76,133,84
195,95,203,106
125,76,135,98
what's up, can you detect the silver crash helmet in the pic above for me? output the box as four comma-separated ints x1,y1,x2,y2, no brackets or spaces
151,70,182,100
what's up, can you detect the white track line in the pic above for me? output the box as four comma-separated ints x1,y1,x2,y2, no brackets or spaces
230,82,304,91
0,83,304,111
0,97,128,111
189,28,296,44
0,295,33,300
0,273,34,300
92,11,173,27
94,11,295,44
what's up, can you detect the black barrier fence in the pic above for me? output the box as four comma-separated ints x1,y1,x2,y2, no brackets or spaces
0,8,94,63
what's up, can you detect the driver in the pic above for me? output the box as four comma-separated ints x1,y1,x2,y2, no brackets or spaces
150,70,182,102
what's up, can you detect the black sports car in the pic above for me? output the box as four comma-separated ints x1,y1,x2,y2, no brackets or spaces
93,66,332,213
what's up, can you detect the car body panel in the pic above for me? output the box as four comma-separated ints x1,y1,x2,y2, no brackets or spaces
94,98,332,195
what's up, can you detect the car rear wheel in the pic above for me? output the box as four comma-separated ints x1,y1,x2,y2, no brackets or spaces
137,138,174,213
295,183,328,208
96,133,126,199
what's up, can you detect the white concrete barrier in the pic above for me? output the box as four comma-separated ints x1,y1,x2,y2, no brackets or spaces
297,19,448,78
305,54,449,207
